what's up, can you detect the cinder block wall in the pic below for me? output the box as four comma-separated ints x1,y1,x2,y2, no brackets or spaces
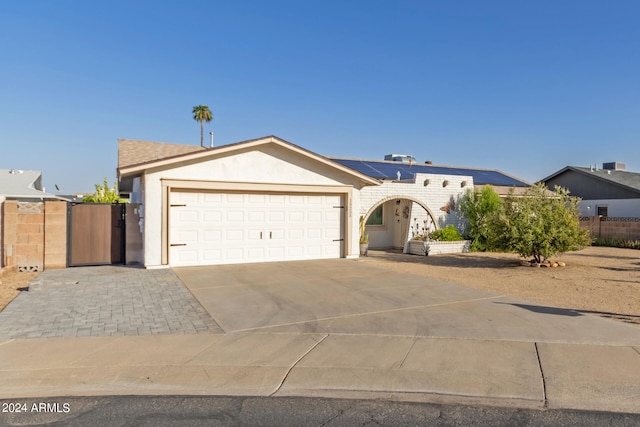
44,201,68,269
14,202,45,271
2,200,18,269
17,202,45,271
1,201,69,271
580,217,640,240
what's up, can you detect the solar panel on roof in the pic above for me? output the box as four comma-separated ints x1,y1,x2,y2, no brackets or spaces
331,158,528,187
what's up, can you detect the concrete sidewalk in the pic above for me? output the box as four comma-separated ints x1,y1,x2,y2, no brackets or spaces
1,333,639,413
0,261,639,415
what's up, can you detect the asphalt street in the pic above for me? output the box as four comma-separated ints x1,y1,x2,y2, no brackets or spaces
3,396,640,427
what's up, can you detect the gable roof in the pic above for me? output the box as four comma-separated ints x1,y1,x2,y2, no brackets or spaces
0,169,67,200
117,136,381,186
118,139,206,169
329,157,531,187
539,166,640,195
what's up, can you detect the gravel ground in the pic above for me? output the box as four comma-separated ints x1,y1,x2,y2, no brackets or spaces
1,246,639,326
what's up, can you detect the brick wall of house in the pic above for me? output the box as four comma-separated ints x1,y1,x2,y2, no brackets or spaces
581,217,640,240
359,173,473,248
360,172,472,231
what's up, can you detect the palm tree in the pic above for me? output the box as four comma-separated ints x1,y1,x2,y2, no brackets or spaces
192,105,213,147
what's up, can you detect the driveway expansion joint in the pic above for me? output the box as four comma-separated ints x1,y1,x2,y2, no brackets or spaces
270,333,329,397
534,342,548,408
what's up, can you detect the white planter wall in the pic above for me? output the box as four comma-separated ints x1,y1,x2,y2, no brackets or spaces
406,239,471,255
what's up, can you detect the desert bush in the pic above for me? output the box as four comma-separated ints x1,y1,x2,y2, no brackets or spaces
487,184,590,263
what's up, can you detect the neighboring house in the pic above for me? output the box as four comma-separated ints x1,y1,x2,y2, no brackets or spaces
0,169,69,272
0,169,69,202
539,162,640,218
117,136,531,268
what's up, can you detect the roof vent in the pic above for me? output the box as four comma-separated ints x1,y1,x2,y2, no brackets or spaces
385,154,416,163
602,162,625,171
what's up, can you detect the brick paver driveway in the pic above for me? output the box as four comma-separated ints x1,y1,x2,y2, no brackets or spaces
0,266,222,339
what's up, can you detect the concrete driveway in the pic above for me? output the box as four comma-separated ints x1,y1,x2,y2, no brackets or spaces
2,259,640,413
173,258,640,345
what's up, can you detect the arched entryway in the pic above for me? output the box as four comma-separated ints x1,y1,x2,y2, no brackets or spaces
362,196,437,250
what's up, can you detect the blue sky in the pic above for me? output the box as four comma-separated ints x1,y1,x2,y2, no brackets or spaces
1,1,639,194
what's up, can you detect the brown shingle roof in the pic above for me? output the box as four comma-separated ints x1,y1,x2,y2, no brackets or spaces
118,139,205,169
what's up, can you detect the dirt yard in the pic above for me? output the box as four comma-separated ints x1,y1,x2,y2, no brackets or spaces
0,269,39,312
365,246,640,326
1,246,639,326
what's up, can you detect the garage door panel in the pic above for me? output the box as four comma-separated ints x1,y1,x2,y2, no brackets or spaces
170,191,344,266
288,211,304,222
247,247,266,259
226,194,244,204
203,249,222,262
225,229,244,240
202,193,223,203
226,210,244,222
269,195,286,204
204,210,223,222
175,230,199,243
175,210,198,223
307,228,322,239
203,230,222,242
174,192,199,203
269,210,286,222
288,228,304,240
248,210,265,222
248,194,266,204
225,248,244,260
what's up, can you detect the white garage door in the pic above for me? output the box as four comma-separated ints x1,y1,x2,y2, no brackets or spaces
169,191,344,266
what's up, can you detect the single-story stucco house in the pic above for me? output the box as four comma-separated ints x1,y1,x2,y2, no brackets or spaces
117,136,529,268
539,162,640,218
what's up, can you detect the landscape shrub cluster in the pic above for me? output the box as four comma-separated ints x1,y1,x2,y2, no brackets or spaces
591,237,640,250
458,183,590,263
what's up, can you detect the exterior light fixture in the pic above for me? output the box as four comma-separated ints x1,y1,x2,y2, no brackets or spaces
461,181,467,187
423,179,430,186
442,180,449,187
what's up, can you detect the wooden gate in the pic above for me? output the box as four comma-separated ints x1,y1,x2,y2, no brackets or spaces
67,203,125,266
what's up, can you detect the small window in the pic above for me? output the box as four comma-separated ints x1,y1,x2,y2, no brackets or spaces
597,206,608,217
366,205,383,226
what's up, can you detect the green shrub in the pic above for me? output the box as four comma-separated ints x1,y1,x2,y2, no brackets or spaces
592,237,640,250
458,185,503,251
487,184,590,263
429,225,463,241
